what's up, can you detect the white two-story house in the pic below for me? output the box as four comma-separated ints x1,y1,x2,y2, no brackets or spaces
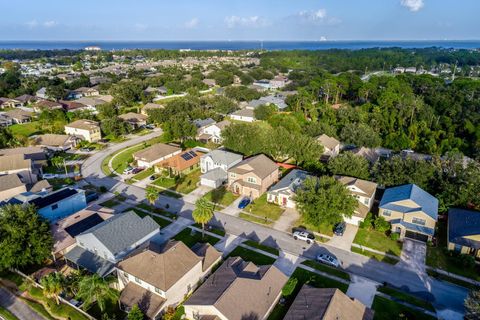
335,176,377,226
200,149,243,188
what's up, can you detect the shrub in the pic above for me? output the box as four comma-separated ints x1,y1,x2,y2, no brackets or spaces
359,212,374,229
374,216,391,233
282,277,298,297
459,254,476,268
390,232,400,241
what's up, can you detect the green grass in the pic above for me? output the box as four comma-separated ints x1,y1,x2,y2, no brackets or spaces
101,153,115,176
244,240,279,256
22,298,56,320
378,286,435,311
152,169,201,194
202,186,239,207
227,246,276,265
372,296,436,320
301,260,351,281
351,246,399,265
173,228,221,247
0,306,18,320
239,212,272,225
192,223,226,237
9,121,42,138
136,203,177,219
133,209,172,228
246,194,284,222
173,305,185,320
353,228,403,257
131,167,154,181
426,220,480,281
427,270,480,290
99,198,119,208
152,176,177,189
87,297,125,320
295,217,334,236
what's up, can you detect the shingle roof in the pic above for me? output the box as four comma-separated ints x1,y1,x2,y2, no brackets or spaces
64,246,115,277
230,108,255,118
133,143,181,163
4,109,33,120
119,282,165,319
0,147,46,161
0,174,25,192
0,154,31,171
32,134,72,147
80,211,159,256
66,119,100,131
317,134,340,150
118,112,148,123
379,184,438,220
448,208,480,249
194,118,216,128
201,167,228,182
336,176,377,199
229,154,277,179
269,169,310,195
202,150,243,167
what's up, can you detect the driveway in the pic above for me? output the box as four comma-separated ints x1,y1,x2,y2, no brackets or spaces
397,239,426,273
220,197,243,217
346,275,380,308
327,223,358,251
0,286,44,320
183,185,213,204
273,208,299,233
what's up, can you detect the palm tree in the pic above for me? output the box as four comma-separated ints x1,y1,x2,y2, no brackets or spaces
192,198,214,239
76,274,118,312
40,272,65,305
145,187,158,207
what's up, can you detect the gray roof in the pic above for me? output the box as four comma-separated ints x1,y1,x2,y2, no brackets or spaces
0,147,46,161
259,95,288,109
201,167,227,182
380,184,438,220
193,118,216,128
0,174,25,192
79,211,159,256
448,208,480,249
202,150,243,168
230,108,255,118
268,169,310,195
0,154,31,171
64,246,115,277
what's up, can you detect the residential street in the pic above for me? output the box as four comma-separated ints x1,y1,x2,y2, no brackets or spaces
82,135,468,317
0,286,44,320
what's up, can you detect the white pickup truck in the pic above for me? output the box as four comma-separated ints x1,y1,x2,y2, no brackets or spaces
292,230,315,244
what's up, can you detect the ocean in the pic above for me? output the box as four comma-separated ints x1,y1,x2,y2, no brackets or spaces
0,40,479,51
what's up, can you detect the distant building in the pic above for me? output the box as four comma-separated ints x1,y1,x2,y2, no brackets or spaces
133,143,182,168
336,176,377,226
197,120,231,144
65,119,101,143
141,103,164,115
118,112,148,129
229,108,255,122
4,109,33,124
36,87,48,99
317,134,341,158
32,134,80,151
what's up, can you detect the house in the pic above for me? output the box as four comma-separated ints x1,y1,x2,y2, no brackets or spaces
141,103,164,115
229,108,255,122
193,118,216,130
0,174,27,202
379,184,438,242
50,204,114,260
154,149,203,175
197,120,231,144
252,79,272,90
14,94,38,106
64,211,161,276
200,150,243,188
284,285,374,320
184,257,288,320
36,87,48,99
227,154,279,199
351,147,393,164
317,134,341,158
29,179,52,193
259,95,288,110
4,109,33,123
202,79,216,87
0,154,37,184
447,208,480,258
336,176,377,226
32,134,79,151
65,119,101,142
117,241,222,319
0,146,47,165
74,97,108,109
267,169,311,208
60,100,89,112
118,112,148,129
0,97,21,109
33,100,63,112
0,114,13,127
133,143,182,168
69,87,100,99
269,75,289,89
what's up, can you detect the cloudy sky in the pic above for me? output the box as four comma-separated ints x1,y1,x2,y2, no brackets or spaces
0,0,478,41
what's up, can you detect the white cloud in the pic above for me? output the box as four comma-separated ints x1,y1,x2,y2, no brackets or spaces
224,16,269,29
43,20,58,28
400,0,424,12
295,9,340,25
184,18,199,29
25,20,59,28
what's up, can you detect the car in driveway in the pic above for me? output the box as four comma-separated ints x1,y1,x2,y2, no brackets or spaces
149,175,157,181
123,166,134,175
316,253,340,267
292,230,315,244
334,221,346,236
131,167,143,174
238,197,251,209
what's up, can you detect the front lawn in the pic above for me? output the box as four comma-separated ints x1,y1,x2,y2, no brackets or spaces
377,286,435,311
301,260,350,281
153,169,201,194
152,175,177,189
353,228,403,257
173,228,221,247
351,246,399,265
227,246,276,265
131,167,154,181
239,212,272,226
9,121,42,138
246,194,284,222
295,216,334,236
372,296,436,320
202,186,239,207
0,306,17,320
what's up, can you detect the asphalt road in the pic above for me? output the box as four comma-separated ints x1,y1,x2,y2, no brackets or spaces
82,133,468,317
0,286,44,320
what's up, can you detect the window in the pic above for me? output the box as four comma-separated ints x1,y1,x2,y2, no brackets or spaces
123,272,129,279
230,173,236,178
247,177,256,184
363,198,369,205
51,204,58,210
383,210,391,217
134,277,141,284
412,217,426,226
155,287,161,294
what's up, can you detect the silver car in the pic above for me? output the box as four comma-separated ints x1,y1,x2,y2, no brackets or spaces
316,253,340,267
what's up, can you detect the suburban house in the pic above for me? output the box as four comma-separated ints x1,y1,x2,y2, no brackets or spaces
141,103,164,115
133,143,182,168
69,87,100,99
259,95,288,110
64,119,101,143
184,257,288,320
32,134,79,151
197,120,231,144
60,101,89,112
227,154,279,199
118,112,148,129
35,87,48,99
15,94,38,106
0,114,13,127
269,75,289,89
0,154,38,184
317,134,341,158
267,169,311,208
0,97,21,109
202,78,216,87
50,204,114,260
379,184,438,242
117,241,222,319
200,149,243,188
4,109,33,124
284,285,374,320
64,211,161,276
154,149,203,176
193,118,216,131
0,147,47,180
447,208,480,258
74,97,108,110
351,147,393,164
336,176,377,226
0,174,27,202
33,100,63,112
229,108,255,122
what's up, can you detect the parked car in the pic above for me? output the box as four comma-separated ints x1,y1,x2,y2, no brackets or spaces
132,167,144,174
292,230,315,244
238,197,251,209
145,124,155,129
42,173,56,179
334,222,347,236
80,147,94,152
316,253,340,267
149,175,157,181
123,166,134,175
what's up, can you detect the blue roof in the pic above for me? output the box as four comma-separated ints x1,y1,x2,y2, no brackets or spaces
380,184,438,220
448,208,480,249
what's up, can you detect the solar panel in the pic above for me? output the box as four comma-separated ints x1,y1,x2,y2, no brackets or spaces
181,153,193,161
189,151,197,157
65,213,104,237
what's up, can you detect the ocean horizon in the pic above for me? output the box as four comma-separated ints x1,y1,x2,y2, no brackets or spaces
0,40,479,51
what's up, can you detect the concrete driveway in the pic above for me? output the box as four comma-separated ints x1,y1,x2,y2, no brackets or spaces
346,275,380,307
273,208,298,233
327,223,358,251
397,239,426,272
183,185,213,204
221,197,244,217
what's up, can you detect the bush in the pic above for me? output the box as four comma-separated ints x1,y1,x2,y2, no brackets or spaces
390,233,400,241
282,277,298,297
359,212,374,229
459,254,476,268
374,216,391,233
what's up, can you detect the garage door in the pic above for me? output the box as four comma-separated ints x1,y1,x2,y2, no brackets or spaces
201,178,218,188
405,231,429,242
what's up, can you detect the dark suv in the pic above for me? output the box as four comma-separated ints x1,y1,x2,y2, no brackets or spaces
334,222,347,236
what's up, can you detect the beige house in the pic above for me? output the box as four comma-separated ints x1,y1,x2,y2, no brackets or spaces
317,134,341,158
32,134,79,151
133,143,182,168
0,174,27,202
118,112,148,129
0,154,37,184
227,154,279,199
379,184,438,242
336,176,377,226
184,257,288,320
267,169,311,208
117,241,221,319
65,119,101,143
141,103,164,115
4,109,33,124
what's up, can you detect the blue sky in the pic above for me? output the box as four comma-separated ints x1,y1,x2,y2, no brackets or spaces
0,0,478,41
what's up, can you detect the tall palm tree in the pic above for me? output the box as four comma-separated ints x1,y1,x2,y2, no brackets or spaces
40,272,65,305
145,187,158,207
192,198,214,239
76,274,118,312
